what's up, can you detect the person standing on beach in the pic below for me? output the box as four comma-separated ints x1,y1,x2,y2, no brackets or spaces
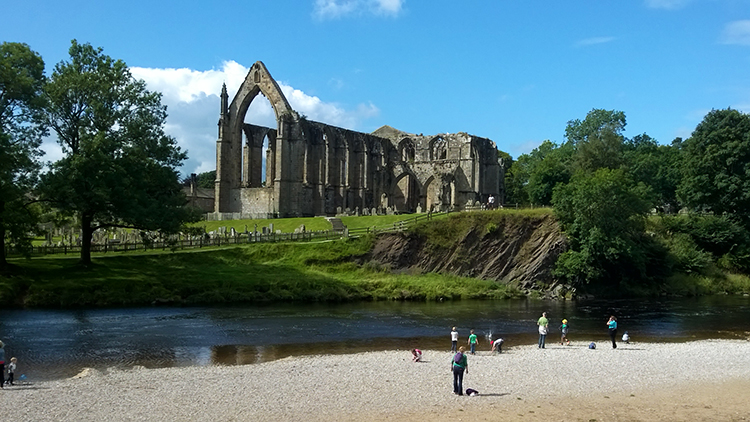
607,316,618,349
451,346,468,395
451,327,459,352
6,357,16,386
537,312,549,348
560,319,570,346
468,330,478,355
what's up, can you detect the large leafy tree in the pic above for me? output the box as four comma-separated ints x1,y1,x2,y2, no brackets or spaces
195,170,216,189
505,140,573,206
0,42,46,269
552,168,657,289
566,109,627,172
623,134,682,213
504,152,532,206
40,40,193,266
527,141,573,206
678,108,750,226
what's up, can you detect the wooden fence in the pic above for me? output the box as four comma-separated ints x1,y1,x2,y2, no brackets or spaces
5,211,451,258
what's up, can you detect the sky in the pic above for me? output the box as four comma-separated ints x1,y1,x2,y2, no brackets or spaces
2,0,750,176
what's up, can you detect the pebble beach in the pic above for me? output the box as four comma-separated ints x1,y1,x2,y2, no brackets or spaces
5,340,750,421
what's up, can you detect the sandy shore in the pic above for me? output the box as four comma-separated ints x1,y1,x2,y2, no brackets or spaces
4,340,750,421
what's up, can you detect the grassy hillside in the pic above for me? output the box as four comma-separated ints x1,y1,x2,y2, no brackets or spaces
7,208,749,308
2,233,521,308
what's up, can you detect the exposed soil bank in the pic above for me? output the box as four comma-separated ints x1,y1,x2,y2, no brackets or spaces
367,213,569,296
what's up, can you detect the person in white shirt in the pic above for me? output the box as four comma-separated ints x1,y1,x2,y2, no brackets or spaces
450,327,459,352
491,338,504,354
6,357,16,386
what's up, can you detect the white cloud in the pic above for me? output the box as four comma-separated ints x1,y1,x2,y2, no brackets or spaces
644,0,690,10
128,61,380,176
575,37,616,47
374,0,403,15
313,0,404,20
720,20,750,46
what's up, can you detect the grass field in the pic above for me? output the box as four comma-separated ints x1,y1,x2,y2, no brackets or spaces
12,206,746,308
2,235,522,307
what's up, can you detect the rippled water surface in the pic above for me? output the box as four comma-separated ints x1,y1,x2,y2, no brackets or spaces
1,296,748,381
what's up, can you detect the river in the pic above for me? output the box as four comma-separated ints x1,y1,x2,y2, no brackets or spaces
1,295,748,381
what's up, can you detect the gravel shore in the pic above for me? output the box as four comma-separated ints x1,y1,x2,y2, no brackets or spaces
5,340,750,421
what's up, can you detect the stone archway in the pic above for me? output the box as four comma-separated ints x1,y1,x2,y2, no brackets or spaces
215,62,295,213
392,171,420,213
422,175,440,212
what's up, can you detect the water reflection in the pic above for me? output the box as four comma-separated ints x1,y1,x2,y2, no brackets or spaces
0,296,748,381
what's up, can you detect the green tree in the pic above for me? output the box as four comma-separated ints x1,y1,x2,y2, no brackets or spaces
678,108,750,225
504,153,531,206
496,150,513,204
0,42,46,269
566,109,627,172
527,142,573,206
40,40,194,266
504,140,573,206
552,168,657,289
623,134,682,213
195,170,216,189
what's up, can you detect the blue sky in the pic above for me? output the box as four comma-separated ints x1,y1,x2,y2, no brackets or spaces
2,0,750,175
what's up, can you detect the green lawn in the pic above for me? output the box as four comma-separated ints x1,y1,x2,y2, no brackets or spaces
2,236,521,307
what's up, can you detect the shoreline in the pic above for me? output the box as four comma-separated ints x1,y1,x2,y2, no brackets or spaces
6,339,750,421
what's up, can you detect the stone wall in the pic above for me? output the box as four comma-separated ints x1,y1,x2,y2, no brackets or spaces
214,61,504,218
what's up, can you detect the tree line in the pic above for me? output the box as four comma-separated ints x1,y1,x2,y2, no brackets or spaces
1,41,197,269
502,108,750,293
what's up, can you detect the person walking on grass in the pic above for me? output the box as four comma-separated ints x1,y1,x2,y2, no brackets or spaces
468,329,478,355
450,327,459,352
451,346,468,395
537,312,549,349
607,316,618,349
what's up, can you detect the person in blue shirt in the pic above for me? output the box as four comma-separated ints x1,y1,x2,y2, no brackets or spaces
607,316,618,349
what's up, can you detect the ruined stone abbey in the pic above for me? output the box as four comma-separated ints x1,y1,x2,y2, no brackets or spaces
214,62,504,218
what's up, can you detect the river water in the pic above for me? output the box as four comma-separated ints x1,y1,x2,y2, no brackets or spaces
1,296,748,381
